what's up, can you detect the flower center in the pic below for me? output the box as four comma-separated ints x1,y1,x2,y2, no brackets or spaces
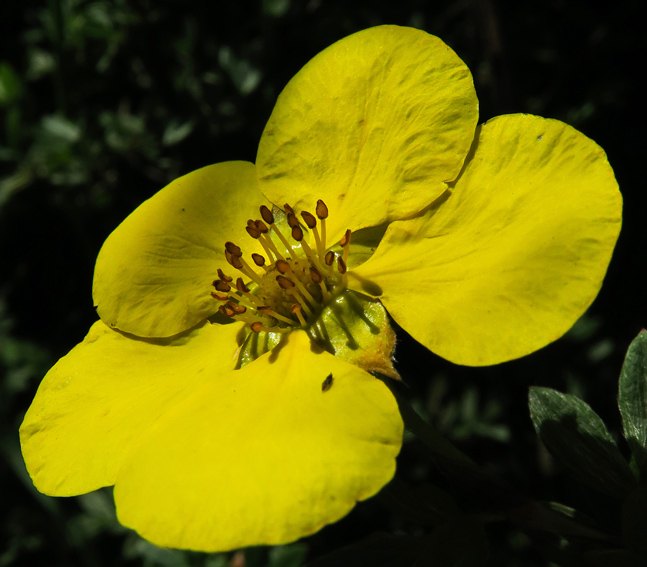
211,199,352,337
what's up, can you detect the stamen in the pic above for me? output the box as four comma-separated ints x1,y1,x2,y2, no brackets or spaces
268,215,298,260
219,304,236,318
290,304,308,327
214,280,232,293
260,205,275,225
337,257,347,275
291,224,304,242
255,220,269,234
225,249,263,286
301,211,316,229
246,224,260,239
277,275,313,316
286,213,300,229
251,321,290,334
340,228,352,265
217,269,233,283
310,267,330,301
211,291,229,301
275,260,319,308
302,210,324,260
252,253,268,271
225,241,242,258
325,250,335,278
258,305,298,326
235,278,250,294
316,199,328,254
284,203,295,216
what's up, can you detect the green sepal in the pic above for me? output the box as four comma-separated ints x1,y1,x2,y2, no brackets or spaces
618,330,647,474
529,387,636,498
313,290,399,379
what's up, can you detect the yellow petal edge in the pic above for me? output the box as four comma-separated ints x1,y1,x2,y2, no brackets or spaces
115,331,403,551
257,25,478,242
93,161,268,338
20,319,243,496
353,114,622,366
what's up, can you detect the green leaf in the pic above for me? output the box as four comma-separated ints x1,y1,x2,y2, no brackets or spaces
0,62,24,106
618,330,647,471
529,387,636,498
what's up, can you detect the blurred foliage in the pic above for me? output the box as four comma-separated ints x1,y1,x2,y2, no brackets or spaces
0,0,645,566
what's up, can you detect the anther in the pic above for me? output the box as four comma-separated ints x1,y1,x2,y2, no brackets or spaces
251,253,266,267
340,229,352,248
284,203,295,216
211,291,229,301
225,250,243,270
250,321,290,334
255,220,269,234
291,224,304,241
290,304,308,327
276,275,295,289
337,257,347,275
246,225,260,239
214,280,231,293
275,259,290,274
309,267,322,284
226,301,247,315
301,211,317,229
260,205,274,225
235,277,249,293
217,269,233,283
286,213,299,229
325,251,335,266
316,200,328,219
219,304,235,318
225,241,242,258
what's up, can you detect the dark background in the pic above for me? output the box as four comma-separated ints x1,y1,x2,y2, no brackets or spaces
1,1,645,566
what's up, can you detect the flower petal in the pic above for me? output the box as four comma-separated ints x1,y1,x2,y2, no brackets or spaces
115,331,402,551
256,25,478,242
93,161,269,337
19,319,244,496
352,114,622,366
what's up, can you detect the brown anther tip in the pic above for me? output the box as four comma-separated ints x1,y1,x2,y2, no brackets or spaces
217,269,233,283
245,225,260,239
255,220,269,234
340,229,352,247
286,213,299,229
289,303,302,314
291,224,304,241
257,306,273,314
276,275,295,289
284,203,295,216
337,257,347,274
316,199,329,219
225,241,242,257
260,205,274,225
235,277,249,293
301,211,317,229
251,253,266,267
230,254,243,270
219,305,235,318
210,291,228,301
324,251,335,266
309,267,323,284
250,321,265,333
275,259,290,274
215,280,231,293
227,301,246,315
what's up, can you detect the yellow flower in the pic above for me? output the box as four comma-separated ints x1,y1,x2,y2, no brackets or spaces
20,26,621,552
